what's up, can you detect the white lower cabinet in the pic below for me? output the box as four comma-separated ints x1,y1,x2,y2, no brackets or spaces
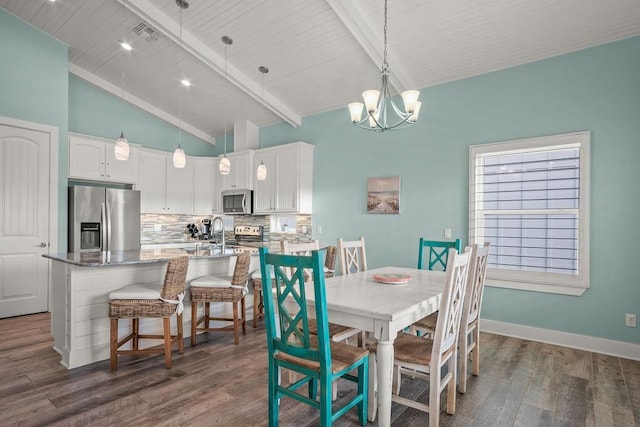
253,142,314,214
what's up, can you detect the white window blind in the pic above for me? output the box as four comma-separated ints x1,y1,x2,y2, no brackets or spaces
469,132,590,295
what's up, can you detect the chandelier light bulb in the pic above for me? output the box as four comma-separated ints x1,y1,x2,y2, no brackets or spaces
362,90,380,113
408,101,422,122
348,102,364,123
401,90,420,113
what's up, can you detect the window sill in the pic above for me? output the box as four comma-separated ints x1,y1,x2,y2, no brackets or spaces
486,279,587,296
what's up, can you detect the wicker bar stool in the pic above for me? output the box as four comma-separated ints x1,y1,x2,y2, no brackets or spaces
108,256,189,372
252,245,336,328
190,252,251,345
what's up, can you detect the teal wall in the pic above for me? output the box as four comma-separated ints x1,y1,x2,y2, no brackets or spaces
69,75,218,156
2,5,638,344
0,8,69,252
262,36,640,345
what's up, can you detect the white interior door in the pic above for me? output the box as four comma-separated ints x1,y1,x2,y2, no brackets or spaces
0,121,52,318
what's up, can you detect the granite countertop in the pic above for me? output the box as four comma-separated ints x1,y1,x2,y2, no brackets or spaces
43,245,251,267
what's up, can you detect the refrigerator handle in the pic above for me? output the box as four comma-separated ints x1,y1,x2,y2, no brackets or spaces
101,202,108,251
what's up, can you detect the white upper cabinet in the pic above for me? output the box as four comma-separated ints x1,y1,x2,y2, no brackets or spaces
68,133,137,183
192,157,218,215
218,150,254,191
253,142,314,214
137,149,196,214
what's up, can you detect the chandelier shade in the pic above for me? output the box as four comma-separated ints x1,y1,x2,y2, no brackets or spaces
348,0,421,132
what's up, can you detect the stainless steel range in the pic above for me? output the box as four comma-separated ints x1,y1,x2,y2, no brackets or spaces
231,226,265,254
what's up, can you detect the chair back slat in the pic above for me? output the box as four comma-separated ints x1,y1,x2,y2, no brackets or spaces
260,248,331,370
160,256,189,300
281,240,320,279
338,237,367,275
462,242,491,326
417,238,462,271
432,248,471,357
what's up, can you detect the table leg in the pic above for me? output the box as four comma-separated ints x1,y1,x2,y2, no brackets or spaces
375,339,394,427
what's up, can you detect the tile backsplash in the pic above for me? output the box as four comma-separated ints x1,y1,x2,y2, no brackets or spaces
141,214,312,245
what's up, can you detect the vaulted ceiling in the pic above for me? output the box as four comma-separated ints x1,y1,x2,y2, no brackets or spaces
2,0,640,145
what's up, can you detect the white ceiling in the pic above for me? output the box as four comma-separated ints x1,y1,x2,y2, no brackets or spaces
3,0,640,145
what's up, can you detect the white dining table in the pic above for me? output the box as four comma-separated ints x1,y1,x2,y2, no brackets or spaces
301,266,446,427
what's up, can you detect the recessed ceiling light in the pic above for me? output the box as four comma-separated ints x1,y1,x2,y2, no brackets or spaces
181,79,191,87
120,42,132,51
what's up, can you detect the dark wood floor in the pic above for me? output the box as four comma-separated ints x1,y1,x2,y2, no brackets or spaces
1,313,638,426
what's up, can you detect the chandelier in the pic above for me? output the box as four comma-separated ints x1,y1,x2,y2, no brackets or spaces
348,0,421,132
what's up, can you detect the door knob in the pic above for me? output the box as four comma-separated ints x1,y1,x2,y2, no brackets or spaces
35,242,47,248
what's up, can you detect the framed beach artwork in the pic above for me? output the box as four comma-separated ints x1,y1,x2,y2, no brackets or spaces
367,176,400,214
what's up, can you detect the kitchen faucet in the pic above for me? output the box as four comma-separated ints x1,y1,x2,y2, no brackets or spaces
211,216,225,247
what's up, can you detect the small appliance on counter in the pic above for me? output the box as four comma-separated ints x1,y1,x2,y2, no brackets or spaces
186,219,215,240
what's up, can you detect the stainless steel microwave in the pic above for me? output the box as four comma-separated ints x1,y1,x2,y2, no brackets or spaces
221,189,253,214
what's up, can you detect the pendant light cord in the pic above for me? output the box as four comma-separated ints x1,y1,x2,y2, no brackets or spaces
120,0,126,133
178,5,183,146
223,40,228,156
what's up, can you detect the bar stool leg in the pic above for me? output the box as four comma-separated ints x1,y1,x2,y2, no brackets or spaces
177,312,184,354
232,302,239,344
110,318,118,372
241,298,246,335
163,317,172,369
132,318,139,350
191,301,198,346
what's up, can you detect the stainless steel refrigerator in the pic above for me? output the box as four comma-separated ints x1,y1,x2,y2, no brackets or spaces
68,186,141,252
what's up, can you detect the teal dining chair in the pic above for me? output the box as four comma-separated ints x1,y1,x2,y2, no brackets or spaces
259,247,369,426
417,238,462,271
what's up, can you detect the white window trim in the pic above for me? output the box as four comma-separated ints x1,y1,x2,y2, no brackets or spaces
469,131,590,296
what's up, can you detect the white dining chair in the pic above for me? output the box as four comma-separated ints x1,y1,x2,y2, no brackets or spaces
368,247,471,426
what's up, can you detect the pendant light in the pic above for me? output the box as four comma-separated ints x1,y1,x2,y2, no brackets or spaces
172,0,188,168
114,0,130,160
219,36,232,175
347,0,421,132
256,66,269,181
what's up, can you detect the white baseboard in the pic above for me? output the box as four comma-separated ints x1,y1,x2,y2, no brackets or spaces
481,319,640,361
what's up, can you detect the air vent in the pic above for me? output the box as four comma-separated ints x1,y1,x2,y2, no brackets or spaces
131,22,162,43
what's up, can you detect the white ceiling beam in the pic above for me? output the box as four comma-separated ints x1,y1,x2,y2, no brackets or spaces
124,0,302,127
325,0,416,94
69,63,216,145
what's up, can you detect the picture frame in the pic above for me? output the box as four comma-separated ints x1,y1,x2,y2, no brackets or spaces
367,176,400,214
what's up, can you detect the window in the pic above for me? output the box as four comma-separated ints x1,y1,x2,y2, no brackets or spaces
469,132,590,295
270,215,297,233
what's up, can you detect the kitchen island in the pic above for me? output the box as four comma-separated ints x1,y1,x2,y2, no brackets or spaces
44,247,259,369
